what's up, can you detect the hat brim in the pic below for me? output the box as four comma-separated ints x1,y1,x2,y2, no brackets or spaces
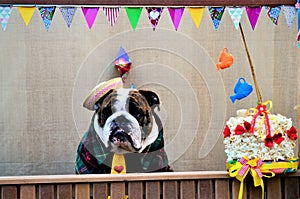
83,77,123,110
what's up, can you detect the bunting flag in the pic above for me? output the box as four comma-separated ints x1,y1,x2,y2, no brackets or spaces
228,7,244,30
246,7,262,30
146,7,163,31
168,7,184,31
37,6,56,31
125,7,142,30
208,7,225,30
0,6,12,30
265,6,281,25
188,7,204,28
103,7,120,27
59,7,76,28
82,7,99,29
18,6,35,26
0,5,299,38
283,6,296,29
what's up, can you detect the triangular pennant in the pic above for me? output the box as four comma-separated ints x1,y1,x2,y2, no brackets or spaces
282,6,296,29
0,5,12,31
37,6,56,31
103,7,120,27
208,7,225,30
82,7,99,29
228,7,244,29
146,7,163,31
125,7,142,30
188,7,204,28
18,6,35,26
168,7,184,31
265,6,281,25
59,7,76,28
246,7,262,30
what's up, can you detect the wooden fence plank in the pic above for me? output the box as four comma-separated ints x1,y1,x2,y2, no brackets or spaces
0,171,231,184
215,179,230,199
57,184,72,199
20,185,36,199
93,183,108,199
266,177,281,199
198,179,213,199
2,185,18,199
0,171,299,199
249,181,262,199
163,181,178,199
75,184,90,199
146,181,160,199
39,184,54,199
284,177,299,199
232,179,246,199
110,182,126,199
181,180,195,199
128,182,143,199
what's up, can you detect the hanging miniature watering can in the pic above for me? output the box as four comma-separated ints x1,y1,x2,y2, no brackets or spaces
230,77,253,103
216,48,234,70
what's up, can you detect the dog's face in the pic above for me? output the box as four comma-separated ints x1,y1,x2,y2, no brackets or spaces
93,88,160,154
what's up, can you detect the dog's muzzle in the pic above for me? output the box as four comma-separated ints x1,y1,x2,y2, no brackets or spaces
105,113,142,152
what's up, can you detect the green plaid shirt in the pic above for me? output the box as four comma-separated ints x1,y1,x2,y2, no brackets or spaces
75,115,172,174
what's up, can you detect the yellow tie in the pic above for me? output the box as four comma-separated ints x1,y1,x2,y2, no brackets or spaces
111,153,126,174
108,154,129,199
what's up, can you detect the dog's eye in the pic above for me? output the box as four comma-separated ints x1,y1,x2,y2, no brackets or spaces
134,108,144,121
99,105,112,127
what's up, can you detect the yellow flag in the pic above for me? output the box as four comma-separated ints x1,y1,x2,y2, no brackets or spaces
18,6,35,26
188,7,204,28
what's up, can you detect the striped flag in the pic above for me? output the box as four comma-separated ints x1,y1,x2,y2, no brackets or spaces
103,7,120,27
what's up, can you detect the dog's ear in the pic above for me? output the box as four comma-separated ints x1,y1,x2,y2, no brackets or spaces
139,90,160,110
94,89,113,110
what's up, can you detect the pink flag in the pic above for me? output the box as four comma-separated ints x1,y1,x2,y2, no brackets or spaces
246,7,261,30
82,7,99,29
103,7,120,27
168,7,184,31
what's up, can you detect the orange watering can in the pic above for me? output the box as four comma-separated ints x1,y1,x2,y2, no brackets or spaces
216,48,234,70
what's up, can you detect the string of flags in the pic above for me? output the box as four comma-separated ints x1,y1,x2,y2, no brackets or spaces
0,4,300,45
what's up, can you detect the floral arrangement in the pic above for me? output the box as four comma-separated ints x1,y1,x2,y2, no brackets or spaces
222,23,299,199
223,101,298,199
223,101,297,162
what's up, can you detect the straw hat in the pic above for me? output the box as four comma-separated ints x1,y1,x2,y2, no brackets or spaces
83,77,123,110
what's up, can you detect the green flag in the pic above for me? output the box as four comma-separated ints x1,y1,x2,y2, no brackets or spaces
125,7,142,30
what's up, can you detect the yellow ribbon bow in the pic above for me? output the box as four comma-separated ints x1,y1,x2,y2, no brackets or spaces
227,156,299,199
229,156,266,199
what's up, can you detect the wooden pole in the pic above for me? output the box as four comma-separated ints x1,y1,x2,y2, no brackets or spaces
239,23,263,104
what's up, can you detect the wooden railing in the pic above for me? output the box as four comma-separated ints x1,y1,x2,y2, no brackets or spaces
0,170,299,199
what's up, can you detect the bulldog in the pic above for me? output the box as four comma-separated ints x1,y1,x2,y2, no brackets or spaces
75,81,172,174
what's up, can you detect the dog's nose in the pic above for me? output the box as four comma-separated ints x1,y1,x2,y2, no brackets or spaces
109,129,127,142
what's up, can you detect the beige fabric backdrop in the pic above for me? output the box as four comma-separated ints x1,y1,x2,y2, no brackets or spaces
0,7,298,175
